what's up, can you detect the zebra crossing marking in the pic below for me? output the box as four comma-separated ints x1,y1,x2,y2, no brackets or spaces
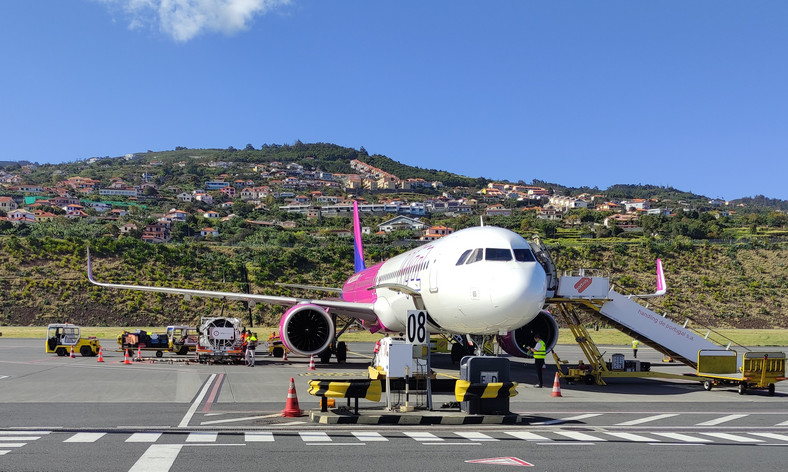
695,414,748,426
615,414,678,426
64,432,106,443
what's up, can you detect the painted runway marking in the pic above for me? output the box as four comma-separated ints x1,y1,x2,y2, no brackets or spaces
201,373,224,413
186,432,217,442
695,414,748,426
126,432,162,443
750,432,788,442
403,432,442,441
700,432,763,443
244,432,274,442
299,432,331,442
604,432,657,442
64,432,106,443
653,432,712,443
201,414,280,426
128,444,182,472
503,431,551,441
178,373,216,428
615,414,678,426
554,431,606,442
351,432,387,442
455,432,498,441
535,413,601,425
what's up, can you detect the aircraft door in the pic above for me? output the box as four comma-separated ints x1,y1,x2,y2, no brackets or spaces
429,254,439,293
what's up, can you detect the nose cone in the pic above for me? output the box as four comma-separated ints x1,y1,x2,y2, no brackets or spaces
488,263,547,330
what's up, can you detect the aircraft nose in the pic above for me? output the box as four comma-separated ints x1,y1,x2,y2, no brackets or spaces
489,264,546,313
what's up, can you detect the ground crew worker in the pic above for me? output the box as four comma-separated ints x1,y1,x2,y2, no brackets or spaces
528,334,546,388
632,338,640,359
246,331,257,367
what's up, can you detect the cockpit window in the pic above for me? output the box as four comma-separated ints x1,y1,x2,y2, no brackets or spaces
513,248,536,262
456,250,472,266
466,248,483,264
485,248,513,261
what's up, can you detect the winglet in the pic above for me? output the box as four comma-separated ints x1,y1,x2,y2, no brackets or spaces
628,258,667,299
86,245,96,283
352,201,366,273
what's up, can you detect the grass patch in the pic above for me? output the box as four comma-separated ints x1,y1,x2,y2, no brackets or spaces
3,326,788,346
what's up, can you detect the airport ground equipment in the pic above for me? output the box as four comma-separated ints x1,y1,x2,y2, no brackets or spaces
196,317,245,363
543,267,779,390
697,349,786,395
117,330,169,358
266,331,291,358
308,379,382,414
166,325,197,355
458,356,514,415
45,324,101,357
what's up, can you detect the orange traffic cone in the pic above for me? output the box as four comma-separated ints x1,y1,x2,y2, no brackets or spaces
281,377,303,417
97,347,104,363
136,346,142,361
551,372,563,397
308,355,316,371
124,349,132,365
69,345,76,358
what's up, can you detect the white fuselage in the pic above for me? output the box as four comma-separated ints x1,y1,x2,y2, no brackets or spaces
368,226,547,335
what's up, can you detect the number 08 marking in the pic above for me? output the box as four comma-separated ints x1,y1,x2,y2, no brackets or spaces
407,311,427,344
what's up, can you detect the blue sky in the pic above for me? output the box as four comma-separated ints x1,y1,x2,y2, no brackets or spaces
1,1,786,200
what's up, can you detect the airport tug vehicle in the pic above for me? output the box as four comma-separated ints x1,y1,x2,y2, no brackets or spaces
45,323,101,357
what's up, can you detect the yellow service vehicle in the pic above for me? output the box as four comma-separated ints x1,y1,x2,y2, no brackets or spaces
45,323,101,357
167,325,198,355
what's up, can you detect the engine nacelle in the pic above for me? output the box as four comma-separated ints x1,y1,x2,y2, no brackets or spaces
498,310,559,358
278,304,334,356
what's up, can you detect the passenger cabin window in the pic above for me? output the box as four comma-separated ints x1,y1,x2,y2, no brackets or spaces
456,250,472,266
513,248,536,262
485,248,512,261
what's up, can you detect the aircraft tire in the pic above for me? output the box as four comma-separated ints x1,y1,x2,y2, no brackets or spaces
336,342,347,363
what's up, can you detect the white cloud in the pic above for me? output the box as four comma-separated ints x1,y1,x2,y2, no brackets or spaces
98,0,290,42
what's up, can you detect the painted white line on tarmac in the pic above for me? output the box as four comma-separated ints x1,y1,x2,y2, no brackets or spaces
503,431,551,441
700,432,762,443
64,432,106,443
186,432,217,442
245,432,274,442
535,413,602,425
615,414,678,426
126,432,162,443
351,432,387,442
696,414,748,426
178,373,216,428
128,444,183,472
201,415,280,425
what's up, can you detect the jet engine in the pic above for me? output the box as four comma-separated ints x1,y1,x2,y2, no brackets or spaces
498,310,559,358
278,304,334,356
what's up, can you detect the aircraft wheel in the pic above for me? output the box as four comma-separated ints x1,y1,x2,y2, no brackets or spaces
319,348,332,364
56,347,67,357
450,342,465,364
336,342,347,363
738,383,747,395
703,380,713,391
768,383,776,396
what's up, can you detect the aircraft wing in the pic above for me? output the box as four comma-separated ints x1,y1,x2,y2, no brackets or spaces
86,248,378,322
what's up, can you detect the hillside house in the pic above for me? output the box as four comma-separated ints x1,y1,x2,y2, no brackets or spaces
142,223,171,243
421,226,454,241
200,227,219,237
378,216,426,233
0,196,18,212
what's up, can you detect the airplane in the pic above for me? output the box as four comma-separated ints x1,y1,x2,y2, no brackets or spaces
87,201,561,362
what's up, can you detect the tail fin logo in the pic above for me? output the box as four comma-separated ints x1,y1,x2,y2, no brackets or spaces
352,201,366,273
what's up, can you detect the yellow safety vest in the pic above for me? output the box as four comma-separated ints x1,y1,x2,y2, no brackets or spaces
632,340,639,349
533,340,546,359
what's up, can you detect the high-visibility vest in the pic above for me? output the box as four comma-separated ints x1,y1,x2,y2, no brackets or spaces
632,340,640,349
533,340,546,359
